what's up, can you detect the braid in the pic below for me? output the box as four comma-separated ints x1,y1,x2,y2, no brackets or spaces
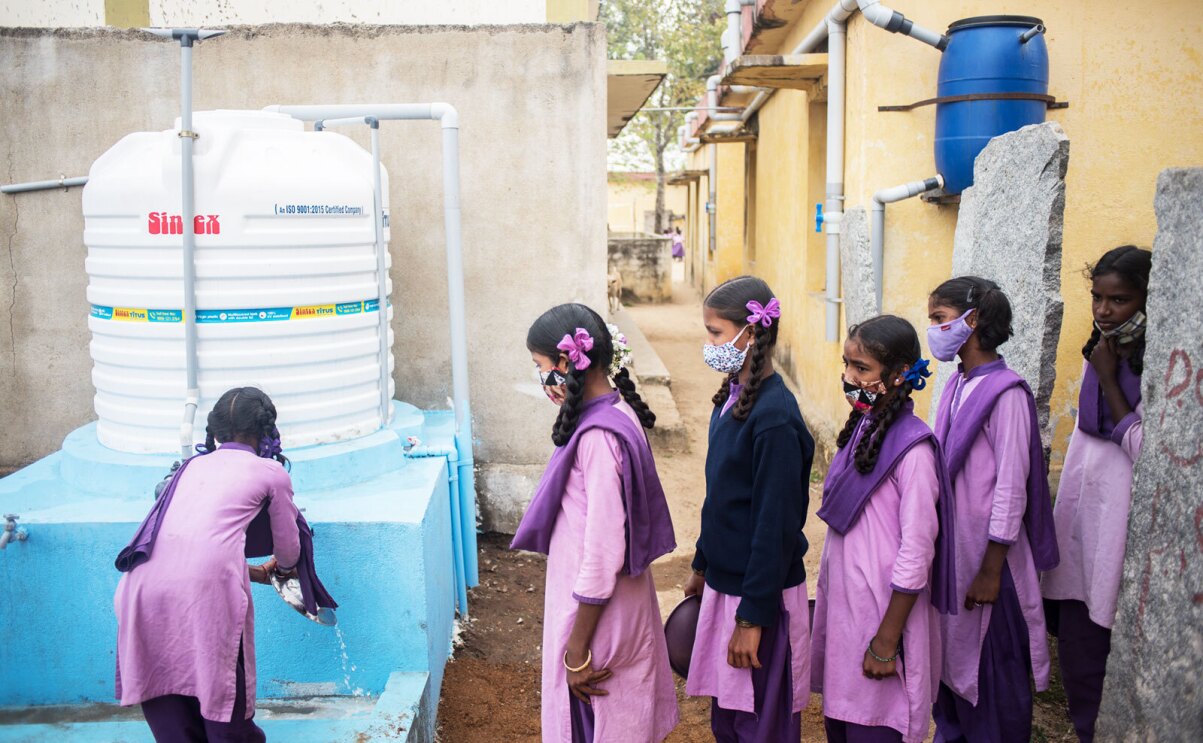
1129,339,1145,375
732,324,770,422
202,427,217,455
1081,326,1102,364
612,367,656,429
712,373,736,407
853,382,912,474
552,368,587,446
836,409,864,449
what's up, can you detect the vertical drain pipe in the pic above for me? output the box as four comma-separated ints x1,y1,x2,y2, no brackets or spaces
431,102,480,594
144,28,226,458
823,18,847,341
870,175,943,313
707,143,718,256
368,118,392,428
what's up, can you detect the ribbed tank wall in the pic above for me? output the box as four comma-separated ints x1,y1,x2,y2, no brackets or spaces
82,110,394,453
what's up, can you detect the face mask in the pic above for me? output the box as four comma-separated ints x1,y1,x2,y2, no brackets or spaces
537,367,567,405
927,308,976,362
703,326,751,374
842,377,883,412
1096,310,1146,345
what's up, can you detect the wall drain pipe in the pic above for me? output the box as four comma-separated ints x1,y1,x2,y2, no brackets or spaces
1,176,88,194
316,116,393,431
264,102,478,608
707,143,718,254
870,175,943,313
405,443,469,615
144,28,226,458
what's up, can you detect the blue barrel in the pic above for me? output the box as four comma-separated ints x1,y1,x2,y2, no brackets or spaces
935,15,1048,194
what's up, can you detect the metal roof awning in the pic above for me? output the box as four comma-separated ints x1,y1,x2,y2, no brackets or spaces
607,59,668,138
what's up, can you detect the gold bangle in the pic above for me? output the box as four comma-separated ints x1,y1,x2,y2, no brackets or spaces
563,649,591,673
735,617,757,629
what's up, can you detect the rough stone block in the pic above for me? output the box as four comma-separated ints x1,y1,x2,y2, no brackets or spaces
1097,168,1203,740
839,206,875,328
928,122,1070,442
608,233,673,303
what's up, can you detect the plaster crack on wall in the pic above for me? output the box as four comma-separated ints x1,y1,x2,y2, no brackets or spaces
5,154,19,378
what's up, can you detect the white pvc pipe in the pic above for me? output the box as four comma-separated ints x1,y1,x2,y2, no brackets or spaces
368,121,392,427
178,40,201,459
268,101,477,609
856,0,948,50
870,175,943,313
0,176,88,194
708,143,718,254
823,18,847,342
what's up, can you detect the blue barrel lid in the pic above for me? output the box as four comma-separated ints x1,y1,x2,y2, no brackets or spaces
947,15,1043,32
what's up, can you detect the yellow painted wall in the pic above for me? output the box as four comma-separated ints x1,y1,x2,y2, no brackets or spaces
606,175,687,234
684,0,1203,465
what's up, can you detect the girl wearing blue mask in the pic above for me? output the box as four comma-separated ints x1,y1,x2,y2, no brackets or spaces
684,275,816,742
925,276,1058,743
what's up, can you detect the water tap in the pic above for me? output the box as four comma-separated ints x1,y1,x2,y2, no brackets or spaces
815,203,824,233
0,514,27,549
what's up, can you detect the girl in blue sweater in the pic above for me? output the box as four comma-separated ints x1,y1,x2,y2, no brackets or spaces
684,275,816,742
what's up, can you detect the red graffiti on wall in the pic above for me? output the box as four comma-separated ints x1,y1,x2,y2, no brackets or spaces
1159,348,1203,467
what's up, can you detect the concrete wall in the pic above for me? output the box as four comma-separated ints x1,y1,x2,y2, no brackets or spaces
607,233,672,303
684,0,1203,465
0,24,608,526
0,0,549,27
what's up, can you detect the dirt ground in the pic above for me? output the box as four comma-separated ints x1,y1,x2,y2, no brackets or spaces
436,285,1074,742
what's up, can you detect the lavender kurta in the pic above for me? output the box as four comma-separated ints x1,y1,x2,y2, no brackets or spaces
1042,364,1144,629
686,582,810,714
114,446,300,721
938,373,1050,705
541,401,678,742
811,437,943,742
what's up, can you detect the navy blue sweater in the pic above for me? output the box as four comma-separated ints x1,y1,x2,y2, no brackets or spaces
692,373,814,627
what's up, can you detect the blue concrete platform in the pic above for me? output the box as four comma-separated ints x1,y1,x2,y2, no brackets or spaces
0,403,460,742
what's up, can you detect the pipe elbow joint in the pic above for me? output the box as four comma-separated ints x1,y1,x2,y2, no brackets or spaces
431,102,459,129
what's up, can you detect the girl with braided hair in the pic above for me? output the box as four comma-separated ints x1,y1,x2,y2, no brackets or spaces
684,275,815,741
811,315,954,742
926,277,1059,743
114,387,304,742
1042,245,1151,743
511,303,678,742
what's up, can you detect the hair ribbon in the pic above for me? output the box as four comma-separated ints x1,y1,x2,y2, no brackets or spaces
557,328,594,371
745,298,781,328
903,358,932,390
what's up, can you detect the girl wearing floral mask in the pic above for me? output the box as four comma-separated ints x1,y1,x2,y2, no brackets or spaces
511,303,678,742
926,277,1059,743
1042,245,1151,743
812,314,954,743
685,275,815,741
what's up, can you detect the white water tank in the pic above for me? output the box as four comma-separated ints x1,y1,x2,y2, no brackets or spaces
83,110,393,453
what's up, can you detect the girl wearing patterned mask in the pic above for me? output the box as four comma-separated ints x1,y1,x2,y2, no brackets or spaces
512,303,678,742
685,275,815,741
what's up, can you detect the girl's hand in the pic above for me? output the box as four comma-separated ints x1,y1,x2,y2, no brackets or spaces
964,568,1002,610
684,572,705,598
248,564,270,584
1089,336,1120,380
862,636,898,680
565,649,612,704
727,624,762,669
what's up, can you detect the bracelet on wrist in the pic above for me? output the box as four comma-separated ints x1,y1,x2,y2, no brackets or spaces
735,617,757,629
866,638,899,663
692,568,705,577
563,649,592,674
